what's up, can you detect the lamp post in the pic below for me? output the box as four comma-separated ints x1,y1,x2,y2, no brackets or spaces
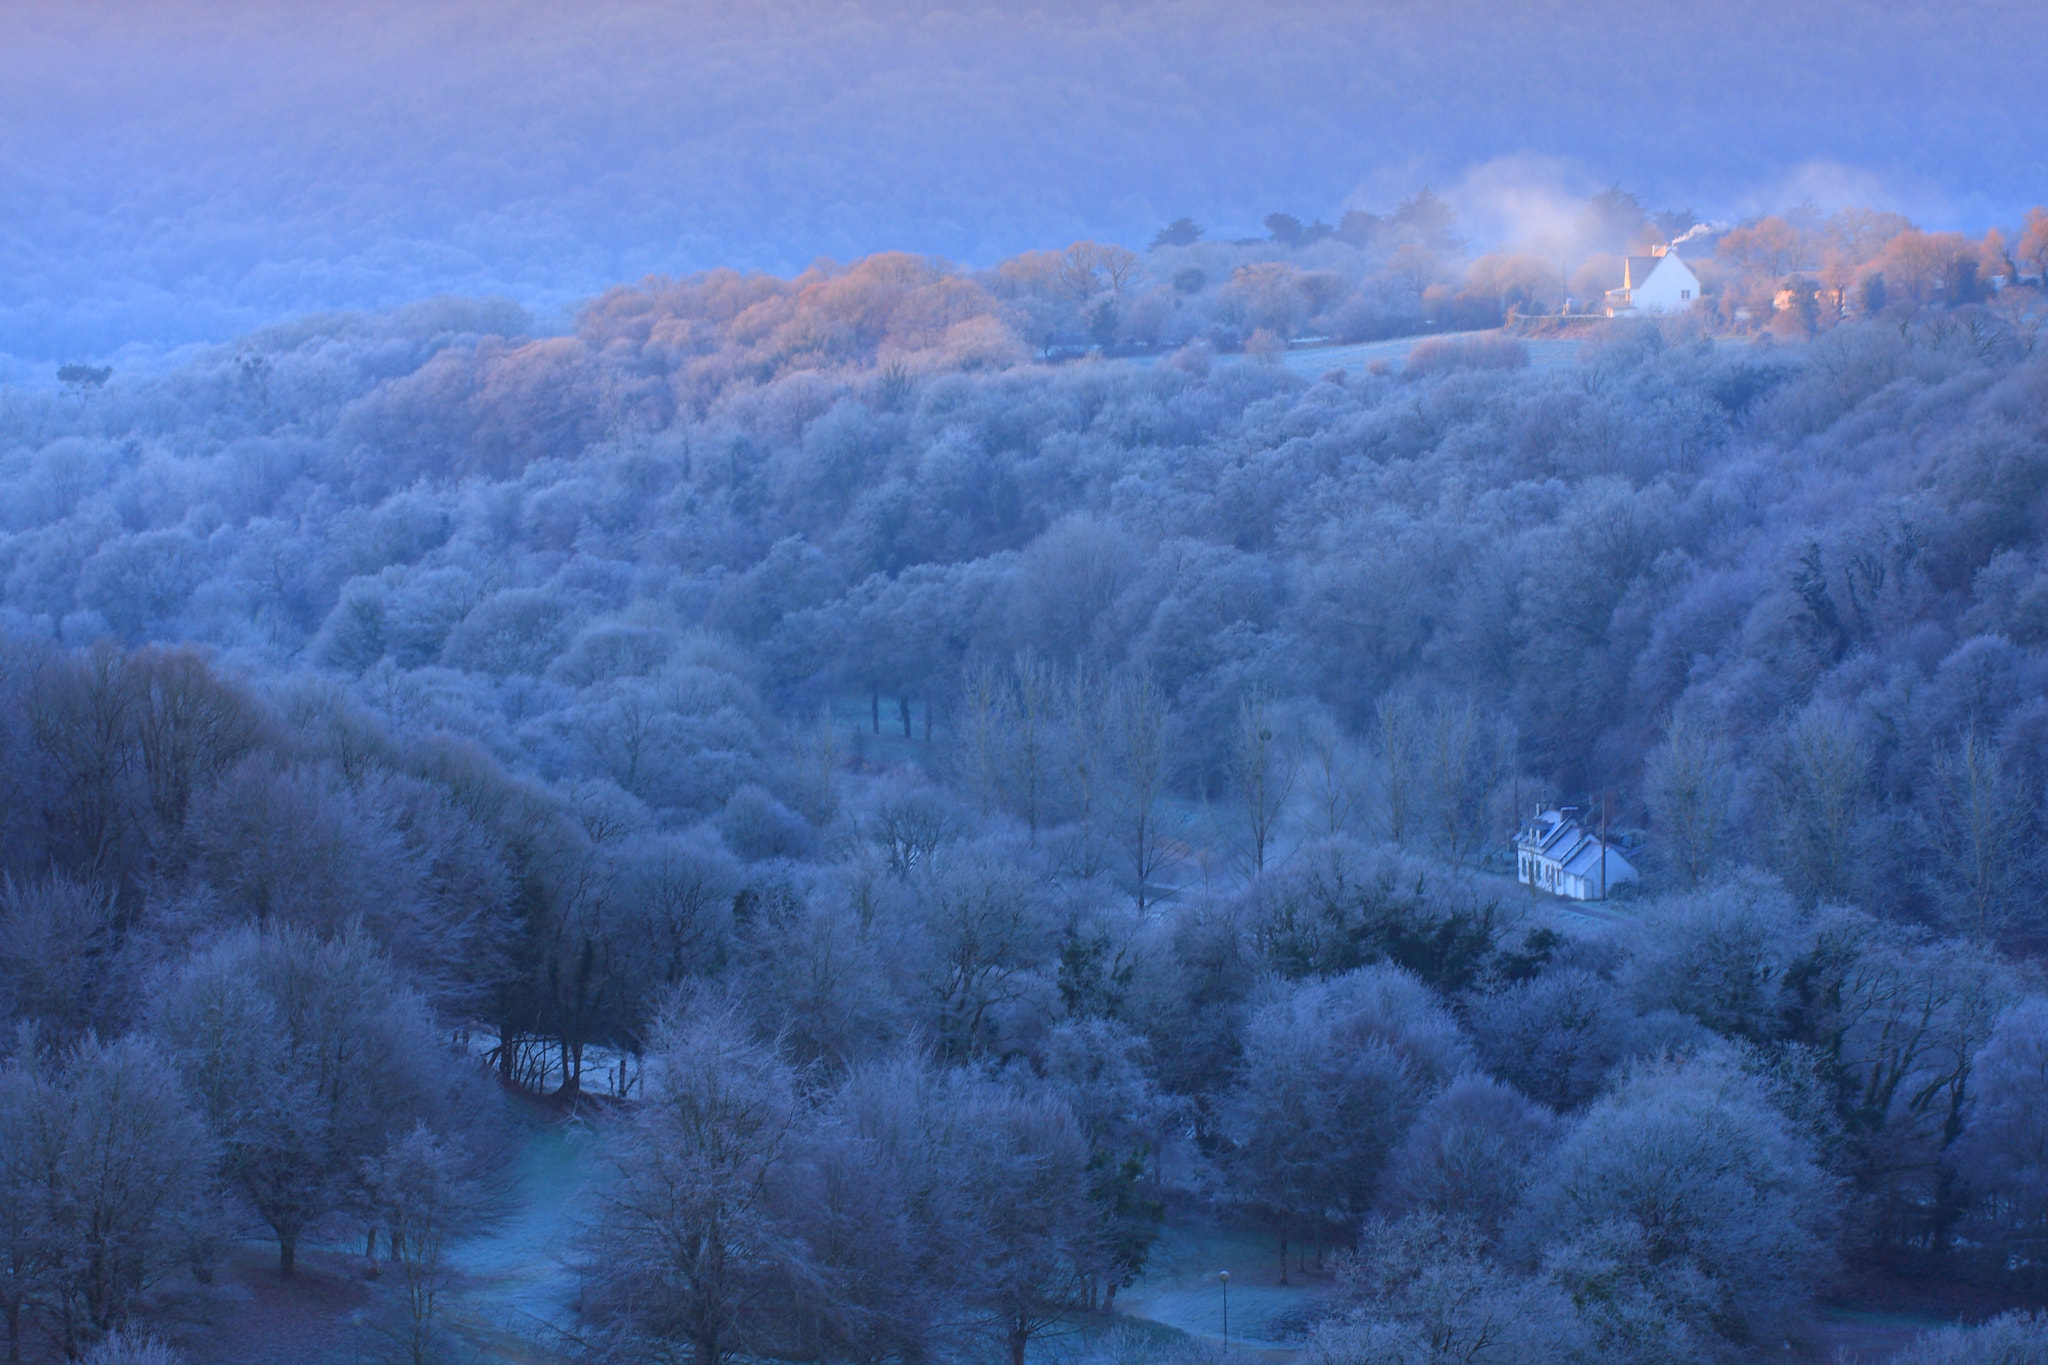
1218,1270,1230,1352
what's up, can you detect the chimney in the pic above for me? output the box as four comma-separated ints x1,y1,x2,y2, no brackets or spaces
1651,243,1668,257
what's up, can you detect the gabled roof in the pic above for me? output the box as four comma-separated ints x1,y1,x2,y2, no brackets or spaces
1624,253,1700,289
1516,810,1638,881
1560,840,1634,881
1517,810,1580,846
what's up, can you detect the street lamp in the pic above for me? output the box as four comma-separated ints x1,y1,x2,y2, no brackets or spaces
1217,1270,1230,1352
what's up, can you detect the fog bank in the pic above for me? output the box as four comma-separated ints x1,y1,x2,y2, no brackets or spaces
4,0,2042,362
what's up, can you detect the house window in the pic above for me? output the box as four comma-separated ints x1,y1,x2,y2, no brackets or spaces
1681,289,1692,300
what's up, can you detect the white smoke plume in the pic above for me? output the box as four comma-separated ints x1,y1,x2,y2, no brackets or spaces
1670,221,1729,246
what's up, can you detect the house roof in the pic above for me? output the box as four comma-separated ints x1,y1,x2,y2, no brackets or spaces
1516,810,1638,881
1561,840,1635,881
1624,253,1700,289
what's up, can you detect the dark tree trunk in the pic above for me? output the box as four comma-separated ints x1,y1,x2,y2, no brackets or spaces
899,696,913,738
871,690,881,734
559,1037,582,1098
279,1234,297,1278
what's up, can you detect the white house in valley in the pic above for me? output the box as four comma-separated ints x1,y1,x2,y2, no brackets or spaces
1605,246,1700,316
1516,809,1638,901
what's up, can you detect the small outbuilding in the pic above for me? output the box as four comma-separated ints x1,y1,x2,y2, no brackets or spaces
1605,246,1700,316
1516,808,1638,900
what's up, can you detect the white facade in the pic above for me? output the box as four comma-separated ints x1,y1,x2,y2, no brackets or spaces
1605,250,1700,316
1516,809,1638,901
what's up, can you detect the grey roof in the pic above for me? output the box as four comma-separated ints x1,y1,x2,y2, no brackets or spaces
1623,253,1699,289
1517,810,1638,882
1562,840,1634,880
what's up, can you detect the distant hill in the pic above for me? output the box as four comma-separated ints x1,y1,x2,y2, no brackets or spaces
3,0,2043,361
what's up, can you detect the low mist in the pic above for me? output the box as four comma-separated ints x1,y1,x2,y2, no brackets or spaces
4,0,2042,363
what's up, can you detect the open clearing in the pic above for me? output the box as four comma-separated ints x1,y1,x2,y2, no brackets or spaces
1280,331,1586,379
1114,1224,1331,1359
439,1108,600,1355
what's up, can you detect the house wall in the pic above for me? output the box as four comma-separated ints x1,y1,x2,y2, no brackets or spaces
1522,851,1576,897
1519,848,1625,901
1634,258,1699,314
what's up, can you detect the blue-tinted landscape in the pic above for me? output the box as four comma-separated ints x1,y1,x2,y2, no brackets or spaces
6,6,2048,1365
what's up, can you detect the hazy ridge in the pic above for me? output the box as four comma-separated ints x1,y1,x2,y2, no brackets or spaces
5,0,2043,361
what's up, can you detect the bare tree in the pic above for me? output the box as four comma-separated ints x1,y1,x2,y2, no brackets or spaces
1309,1214,1582,1365
580,1007,807,1365
128,645,267,850
776,1102,933,1362
0,1037,213,1359
1378,1076,1556,1239
956,658,1006,815
1097,246,1143,297
863,780,967,877
1824,921,2010,1255
1223,968,1467,1280
80,1331,185,1365
1057,242,1141,300
0,1046,55,1365
1919,729,2039,940
806,1056,979,1361
1374,694,1507,866
1057,664,1113,878
1231,687,1295,877
1375,693,1425,847
27,644,141,882
732,884,906,1071
1106,673,1177,913
1419,696,1507,869
1644,712,1735,887
607,829,741,989
954,1083,1096,1365
1514,1055,1837,1350
0,875,121,1041
1770,701,1873,903
359,1125,485,1365
1001,654,1057,839
1300,713,1366,838
912,846,1055,1060
1952,999,2048,1284
153,927,457,1277
536,861,619,1098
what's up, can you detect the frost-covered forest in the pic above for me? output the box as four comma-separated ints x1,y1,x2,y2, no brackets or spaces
8,218,2048,1365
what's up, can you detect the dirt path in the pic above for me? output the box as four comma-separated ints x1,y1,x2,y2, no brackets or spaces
438,1110,600,1359
1114,1225,1332,1360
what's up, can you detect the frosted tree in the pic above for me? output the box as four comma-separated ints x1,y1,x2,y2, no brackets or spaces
580,1007,808,1365
153,927,463,1277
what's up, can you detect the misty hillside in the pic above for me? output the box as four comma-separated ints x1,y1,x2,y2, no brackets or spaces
7,209,2048,1363
5,0,2045,363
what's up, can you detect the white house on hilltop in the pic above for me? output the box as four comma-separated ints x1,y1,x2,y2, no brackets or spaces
1605,246,1700,317
1517,809,1638,900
